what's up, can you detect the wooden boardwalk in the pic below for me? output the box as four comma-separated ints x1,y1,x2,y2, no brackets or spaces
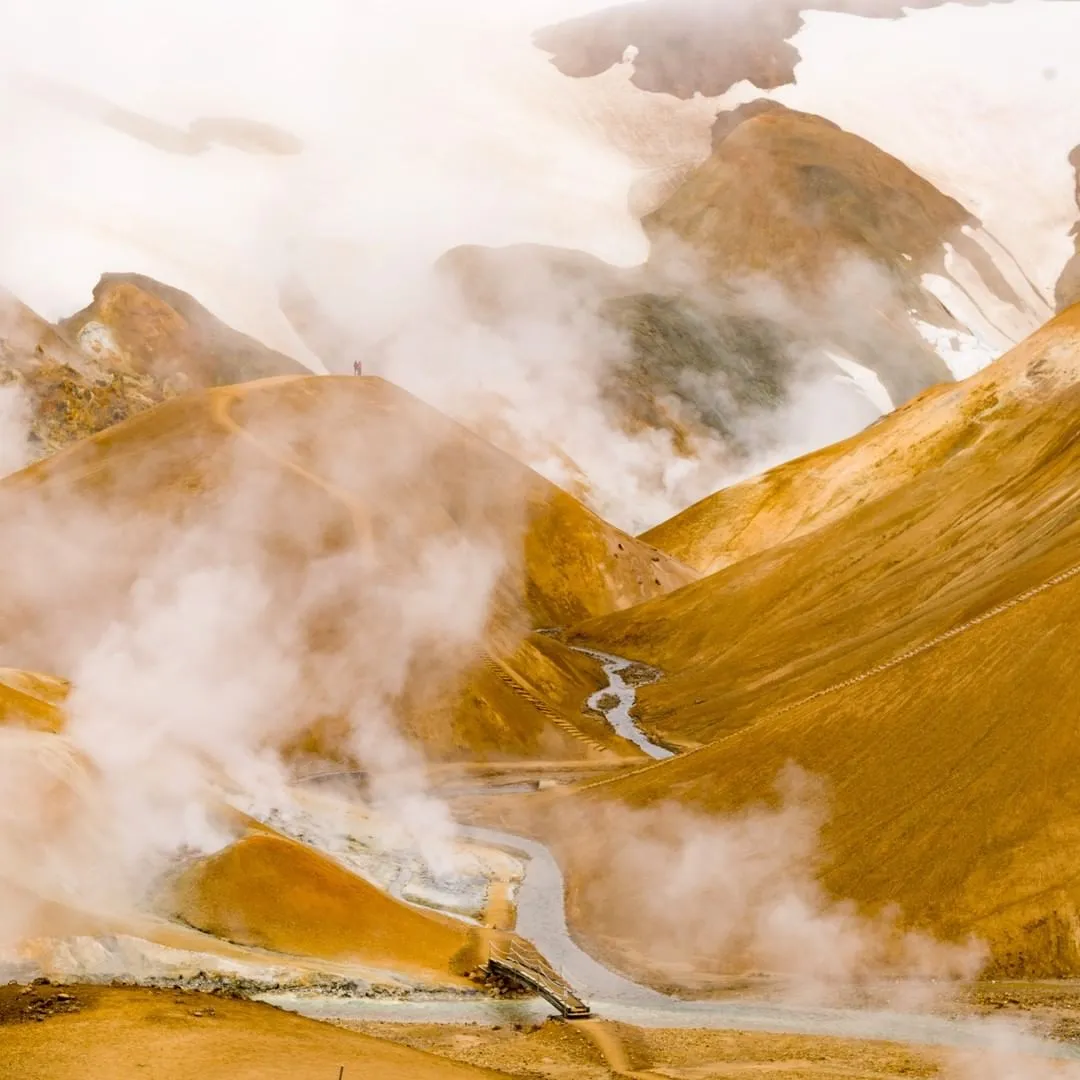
487,936,591,1019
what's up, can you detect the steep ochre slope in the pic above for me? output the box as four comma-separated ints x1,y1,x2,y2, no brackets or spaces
0,669,68,733
568,561,1080,978
643,303,1080,576
0,374,691,763
557,305,1080,975
171,833,476,982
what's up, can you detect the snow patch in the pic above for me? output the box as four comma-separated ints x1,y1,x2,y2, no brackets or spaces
911,318,996,381
959,225,1053,320
824,350,893,415
777,2,1080,296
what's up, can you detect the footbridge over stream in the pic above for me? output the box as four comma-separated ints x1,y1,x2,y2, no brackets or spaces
487,936,592,1019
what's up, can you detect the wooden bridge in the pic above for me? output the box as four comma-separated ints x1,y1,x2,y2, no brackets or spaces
486,936,591,1019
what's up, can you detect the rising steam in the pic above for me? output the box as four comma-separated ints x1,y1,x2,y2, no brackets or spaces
1,8,1080,1078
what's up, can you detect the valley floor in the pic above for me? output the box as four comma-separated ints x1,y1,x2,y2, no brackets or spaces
342,1018,945,1078
6,983,1080,1079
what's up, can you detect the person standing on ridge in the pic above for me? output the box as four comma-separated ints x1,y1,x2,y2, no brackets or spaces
353,359,362,376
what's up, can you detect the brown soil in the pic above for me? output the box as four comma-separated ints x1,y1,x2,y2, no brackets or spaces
967,981,1080,1044
338,1018,947,1078
620,662,660,689
1,986,506,1080
0,979,86,1025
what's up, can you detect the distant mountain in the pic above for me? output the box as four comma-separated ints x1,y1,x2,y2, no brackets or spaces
1056,145,1080,311
0,275,308,462
534,0,1010,99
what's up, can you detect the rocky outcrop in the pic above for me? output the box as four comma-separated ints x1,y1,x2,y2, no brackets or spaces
60,273,308,390
1055,145,1080,312
0,275,308,462
534,0,1008,101
0,289,170,459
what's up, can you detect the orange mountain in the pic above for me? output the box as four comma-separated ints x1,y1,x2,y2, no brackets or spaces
555,304,1080,977
0,374,691,763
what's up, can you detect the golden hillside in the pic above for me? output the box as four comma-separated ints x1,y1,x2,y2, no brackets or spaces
0,668,68,733
171,833,476,982
643,303,1080,575
557,305,1080,976
0,374,690,762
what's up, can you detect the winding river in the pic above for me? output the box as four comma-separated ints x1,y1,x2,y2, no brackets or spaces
259,652,1079,1060
569,645,674,759
261,823,1079,1057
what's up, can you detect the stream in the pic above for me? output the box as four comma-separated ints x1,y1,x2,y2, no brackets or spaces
260,824,1080,1057
257,650,1079,1059
569,645,674,759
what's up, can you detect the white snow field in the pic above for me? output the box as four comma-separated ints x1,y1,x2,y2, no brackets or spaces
1,0,1077,525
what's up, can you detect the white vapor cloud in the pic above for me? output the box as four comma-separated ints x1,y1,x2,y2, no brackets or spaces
0,384,32,477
